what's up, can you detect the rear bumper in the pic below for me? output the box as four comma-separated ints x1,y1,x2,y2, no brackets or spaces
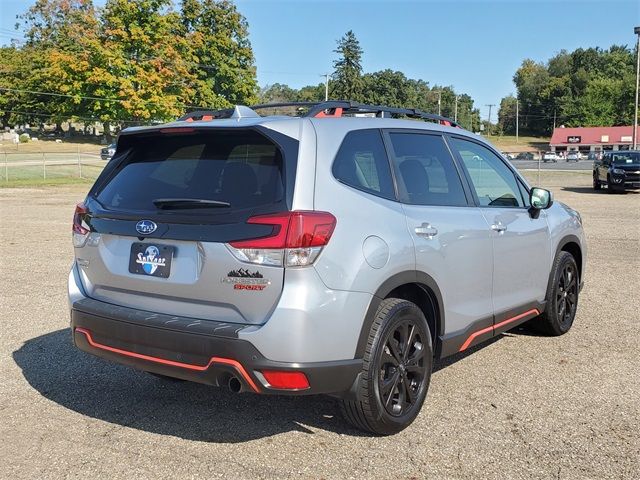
70,298,361,396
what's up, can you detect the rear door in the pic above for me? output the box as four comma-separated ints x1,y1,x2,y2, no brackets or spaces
77,127,298,324
448,136,551,316
385,130,495,336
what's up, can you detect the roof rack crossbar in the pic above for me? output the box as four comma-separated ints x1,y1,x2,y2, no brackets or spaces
300,101,460,127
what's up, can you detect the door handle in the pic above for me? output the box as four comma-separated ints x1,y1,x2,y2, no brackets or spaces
491,223,507,233
415,223,438,238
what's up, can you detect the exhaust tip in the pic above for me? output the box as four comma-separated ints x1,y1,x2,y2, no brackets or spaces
228,376,242,393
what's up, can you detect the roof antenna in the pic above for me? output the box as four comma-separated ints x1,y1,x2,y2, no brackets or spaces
230,105,260,119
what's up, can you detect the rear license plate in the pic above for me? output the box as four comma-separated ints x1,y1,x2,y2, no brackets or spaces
128,243,174,278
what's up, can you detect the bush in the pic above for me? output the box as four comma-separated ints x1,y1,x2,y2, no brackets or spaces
19,133,30,143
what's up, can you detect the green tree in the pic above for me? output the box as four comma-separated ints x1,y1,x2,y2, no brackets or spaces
180,0,258,108
259,83,297,103
497,95,517,135
331,30,363,101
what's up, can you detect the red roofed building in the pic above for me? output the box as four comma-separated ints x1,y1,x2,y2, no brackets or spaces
549,126,634,155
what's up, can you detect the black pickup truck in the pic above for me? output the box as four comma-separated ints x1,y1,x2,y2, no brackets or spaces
593,150,640,193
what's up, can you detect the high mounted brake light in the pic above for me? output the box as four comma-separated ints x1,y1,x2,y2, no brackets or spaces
159,127,196,134
227,211,336,267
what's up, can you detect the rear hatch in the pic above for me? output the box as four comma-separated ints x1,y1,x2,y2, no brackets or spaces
75,126,299,324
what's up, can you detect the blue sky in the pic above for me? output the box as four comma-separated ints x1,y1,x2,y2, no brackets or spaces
1,0,639,118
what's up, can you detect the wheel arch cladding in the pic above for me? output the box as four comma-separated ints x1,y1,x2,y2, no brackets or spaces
354,271,444,358
557,236,583,282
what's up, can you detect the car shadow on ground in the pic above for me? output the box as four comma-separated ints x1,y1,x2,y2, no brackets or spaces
14,328,502,442
561,186,638,195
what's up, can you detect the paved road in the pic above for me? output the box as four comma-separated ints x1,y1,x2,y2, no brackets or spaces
1,175,638,479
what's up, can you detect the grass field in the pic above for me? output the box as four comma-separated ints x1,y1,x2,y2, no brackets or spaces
483,134,550,153
0,139,105,154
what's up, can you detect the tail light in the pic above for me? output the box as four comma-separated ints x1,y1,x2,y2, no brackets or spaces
227,211,336,267
72,202,90,247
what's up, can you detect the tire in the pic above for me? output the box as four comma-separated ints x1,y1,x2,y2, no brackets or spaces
340,298,433,435
536,251,579,336
593,174,601,190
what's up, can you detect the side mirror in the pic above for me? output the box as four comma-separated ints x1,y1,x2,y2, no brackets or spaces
530,187,553,210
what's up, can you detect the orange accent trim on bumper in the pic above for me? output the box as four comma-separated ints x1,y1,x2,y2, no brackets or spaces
74,327,260,392
458,308,540,352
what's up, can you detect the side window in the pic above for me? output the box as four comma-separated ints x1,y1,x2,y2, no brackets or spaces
332,129,395,199
388,132,467,206
450,138,524,208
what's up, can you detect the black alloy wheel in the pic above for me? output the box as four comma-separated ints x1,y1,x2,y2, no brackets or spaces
340,298,432,435
535,251,579,336
556,262,578,330
377,320,428,417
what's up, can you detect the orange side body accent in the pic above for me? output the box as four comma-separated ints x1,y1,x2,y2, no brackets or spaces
458,309,540,352
75,327,260,392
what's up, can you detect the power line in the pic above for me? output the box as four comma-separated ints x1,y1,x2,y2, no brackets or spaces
0,87,209,111
0,108,157,124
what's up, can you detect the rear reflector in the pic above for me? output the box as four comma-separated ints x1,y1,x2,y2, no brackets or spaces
260,370,310,390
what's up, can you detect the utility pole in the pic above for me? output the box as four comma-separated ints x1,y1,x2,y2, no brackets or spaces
633,26,640,149
516,99,519,143
485,104,495,136
454,95,458,122
553,108,557,130
322,73,329,101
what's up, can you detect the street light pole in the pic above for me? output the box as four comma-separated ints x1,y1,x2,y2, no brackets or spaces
322,73,329,101
633,26,640,149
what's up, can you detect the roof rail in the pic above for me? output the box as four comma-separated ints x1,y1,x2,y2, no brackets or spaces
252,101,460,127
177,101,461,128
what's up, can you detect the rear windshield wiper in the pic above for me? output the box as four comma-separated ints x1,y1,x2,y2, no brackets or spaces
152,198,231,210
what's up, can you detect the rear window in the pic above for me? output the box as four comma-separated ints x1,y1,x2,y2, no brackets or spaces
96,129,285,212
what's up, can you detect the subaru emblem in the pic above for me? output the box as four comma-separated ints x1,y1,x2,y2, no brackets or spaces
136,220,157,235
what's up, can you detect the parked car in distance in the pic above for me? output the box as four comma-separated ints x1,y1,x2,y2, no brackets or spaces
502,152,514,160
515,152,535,161
566,152,580,162
593,150,640,193
542,151,559,163
100,143,116,161
69,101,586,435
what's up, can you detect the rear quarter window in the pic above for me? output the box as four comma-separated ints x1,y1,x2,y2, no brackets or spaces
332,129,395,200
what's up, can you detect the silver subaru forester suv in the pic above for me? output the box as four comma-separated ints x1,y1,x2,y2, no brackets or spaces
69,101,586,434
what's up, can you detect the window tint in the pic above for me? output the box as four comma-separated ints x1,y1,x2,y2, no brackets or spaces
450,138,524,208
96,130,285,212
388,132,467,206
332,129,395,199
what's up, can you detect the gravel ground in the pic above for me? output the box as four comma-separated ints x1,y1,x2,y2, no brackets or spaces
1,173,638,479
